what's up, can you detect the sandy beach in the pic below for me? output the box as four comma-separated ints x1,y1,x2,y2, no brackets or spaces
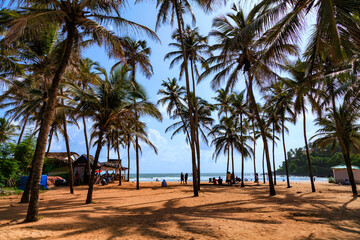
0,181,359,239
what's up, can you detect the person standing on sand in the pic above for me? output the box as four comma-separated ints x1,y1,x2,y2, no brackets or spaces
226,172,231,186
180,172,184,184
185,173,188,184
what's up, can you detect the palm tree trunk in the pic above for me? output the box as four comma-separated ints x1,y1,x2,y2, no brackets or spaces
246,74,275,195
343,151,358,196
61,89,74,194
302,102,315,192
262,148,265,183
86,127,104,204
83,116,91,179
25,23,76,222
62,112,74,193
272,122,276,185
227,145,230,176
107,137,110,162
282,119,291,188
117,147,122,186
45,125,54,157
17,115,29,145
330,84,357,196
241,113,244,187
190,59,201,190
231,142,235,183
127,136,130,181
20,161,33,203
174,0,198,196
252,120,256,180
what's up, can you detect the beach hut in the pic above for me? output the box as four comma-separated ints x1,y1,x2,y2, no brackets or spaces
73,154,101,184
101,159,128,181
331,165,360,184
45,152,80,176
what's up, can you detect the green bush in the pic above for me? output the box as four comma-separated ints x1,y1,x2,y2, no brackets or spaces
328,176,335,183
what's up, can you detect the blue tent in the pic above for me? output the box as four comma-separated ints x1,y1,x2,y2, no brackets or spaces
19,175,48,190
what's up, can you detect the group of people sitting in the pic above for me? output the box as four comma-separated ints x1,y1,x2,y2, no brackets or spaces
210,172,260,185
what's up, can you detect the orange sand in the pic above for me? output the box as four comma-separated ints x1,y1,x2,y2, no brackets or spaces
0,181,359,239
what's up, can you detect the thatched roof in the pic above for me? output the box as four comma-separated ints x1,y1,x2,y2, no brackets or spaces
73,154,101,168
46,152,80,164
101,160,128,170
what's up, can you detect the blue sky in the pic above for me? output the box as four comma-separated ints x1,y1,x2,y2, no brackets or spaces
3,1,318,174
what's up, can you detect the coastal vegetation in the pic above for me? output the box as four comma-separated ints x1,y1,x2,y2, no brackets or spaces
0,0,359,224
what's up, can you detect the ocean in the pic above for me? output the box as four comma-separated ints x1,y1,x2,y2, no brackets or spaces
126,173,328,182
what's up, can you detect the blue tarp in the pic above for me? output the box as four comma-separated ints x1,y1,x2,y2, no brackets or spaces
18,175,48,190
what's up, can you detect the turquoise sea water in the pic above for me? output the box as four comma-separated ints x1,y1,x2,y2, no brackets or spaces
126,173,328,182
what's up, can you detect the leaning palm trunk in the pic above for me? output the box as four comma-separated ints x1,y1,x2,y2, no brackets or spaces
26,25,76,222
86,127,105,204
281,120,291,188
20,160,34,203
45,125,54,157
63,113,74,194
302,103,315,192
247,74,275,195
174,0,198,196
272,123,276,185
17,115,29,145
61,91,74,194
83,116,91,179
231,143,235,183
329,86,357,196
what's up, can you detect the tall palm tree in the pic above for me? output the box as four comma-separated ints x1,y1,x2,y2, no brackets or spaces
264,80,295,188
72,65,134,204
3,0,157,222
165,26,209,188
230,90,252,187
200,3,297,195
311,100,360,196
282,60,318,192
116,38,159,190
152,0,223,196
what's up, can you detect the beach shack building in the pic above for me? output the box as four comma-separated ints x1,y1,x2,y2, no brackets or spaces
101,159,128,181
73,154,101,184
45,152,80,177
331,165,360,184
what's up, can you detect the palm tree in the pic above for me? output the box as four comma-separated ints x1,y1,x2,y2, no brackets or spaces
282,60,318,192
200,3,297,195
229,90,251,187
74,58,102,177
0,117,18,144
210,116,251,182
152,0,223,196
3,0,158,222
165,26,209,188
117,38,160,190
72,65,134,204
264,80,295,188
311,100,360,196
257,0,358,75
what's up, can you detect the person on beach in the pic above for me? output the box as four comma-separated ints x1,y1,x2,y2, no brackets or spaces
162,179,167,187
185,173,188,184
180,172,184,184
226,172,231,185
